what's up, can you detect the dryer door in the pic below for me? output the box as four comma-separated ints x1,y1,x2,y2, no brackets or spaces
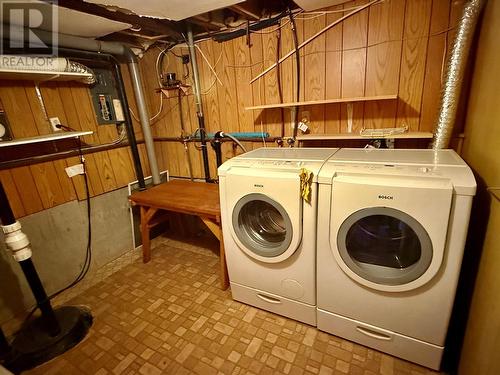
330,173,453,292
337,207,433,286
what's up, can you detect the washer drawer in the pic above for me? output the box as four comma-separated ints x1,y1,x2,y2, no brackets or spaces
317,309,443,370
231,282,316,326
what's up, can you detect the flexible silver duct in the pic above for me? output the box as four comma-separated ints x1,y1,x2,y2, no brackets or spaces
0,55,96,84
432,0,486,150
66,61,96,84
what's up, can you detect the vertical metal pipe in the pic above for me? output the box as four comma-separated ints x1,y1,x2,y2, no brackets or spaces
19,260,61,336
178,90,194,181
187,25,211,182
0,181,15,225
128,61,161,185
211,134,223,169
112,62,146,189
0,182,60,337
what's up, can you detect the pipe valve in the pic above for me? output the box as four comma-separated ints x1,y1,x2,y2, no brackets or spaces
1,221,32,262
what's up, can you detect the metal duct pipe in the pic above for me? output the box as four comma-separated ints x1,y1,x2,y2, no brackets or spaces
187,25,211,182
7,26,161,184
127,61,160,184
432,0,486,150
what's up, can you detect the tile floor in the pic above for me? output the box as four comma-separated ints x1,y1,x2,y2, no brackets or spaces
24,235,441,375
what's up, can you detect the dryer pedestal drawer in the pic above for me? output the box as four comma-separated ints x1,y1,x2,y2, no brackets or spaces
317,309,443,370
231,282,316,326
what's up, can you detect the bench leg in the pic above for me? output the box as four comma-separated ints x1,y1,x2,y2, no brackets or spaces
201,217,229,290
140,206,158,263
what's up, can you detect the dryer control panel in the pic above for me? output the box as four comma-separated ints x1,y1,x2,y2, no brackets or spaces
318,162,476,196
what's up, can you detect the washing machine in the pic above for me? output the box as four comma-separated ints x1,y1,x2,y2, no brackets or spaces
218,147,338,325
316,148,476,369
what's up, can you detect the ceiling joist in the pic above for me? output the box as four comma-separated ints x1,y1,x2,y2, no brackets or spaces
230,3,262,20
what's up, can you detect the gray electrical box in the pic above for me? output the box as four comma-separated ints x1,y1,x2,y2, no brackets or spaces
89,68,124,125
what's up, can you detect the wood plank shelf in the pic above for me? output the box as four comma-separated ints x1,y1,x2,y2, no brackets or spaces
245,95,398,110
0,131,93,148
0,69,93,82
297,132,433,141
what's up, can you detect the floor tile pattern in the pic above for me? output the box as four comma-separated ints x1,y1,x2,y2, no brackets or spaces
24,236,441,375
2,247,141,338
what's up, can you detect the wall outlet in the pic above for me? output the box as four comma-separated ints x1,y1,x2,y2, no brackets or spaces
49,117,61,132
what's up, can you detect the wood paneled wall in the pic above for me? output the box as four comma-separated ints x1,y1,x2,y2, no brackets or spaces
0,69,150,218
0,0,467,217
144,0,466,178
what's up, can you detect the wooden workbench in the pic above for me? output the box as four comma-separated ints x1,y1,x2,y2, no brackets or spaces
129,180,229,290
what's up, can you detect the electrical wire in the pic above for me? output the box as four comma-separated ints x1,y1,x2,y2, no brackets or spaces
130,99,181,126
196,8,302,40
56,123,127,146
22,138,92,324
127,46,168,125
249,18,292,34
299,4,370,15
48,139,92,299
128,90,165,124
194,44,223,86
223,22,459,71
156,46,170,87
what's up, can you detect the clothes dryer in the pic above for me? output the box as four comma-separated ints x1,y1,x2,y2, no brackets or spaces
316,148,476,369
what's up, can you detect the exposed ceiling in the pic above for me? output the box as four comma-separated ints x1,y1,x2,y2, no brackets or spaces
293,0,349,11
84,0,245,21
47,0,294,48
1,0,132,38
22,0,353,50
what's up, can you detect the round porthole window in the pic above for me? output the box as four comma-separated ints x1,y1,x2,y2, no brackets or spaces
337,207,433,285
232,193,293,258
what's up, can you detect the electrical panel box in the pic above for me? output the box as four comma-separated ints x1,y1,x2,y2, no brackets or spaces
89,68,125,125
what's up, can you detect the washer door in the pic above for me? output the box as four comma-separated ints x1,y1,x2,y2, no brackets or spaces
232,193,293,259
337,207,433,286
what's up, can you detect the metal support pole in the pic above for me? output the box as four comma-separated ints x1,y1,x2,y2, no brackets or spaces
112,63,146,189
187,25,211,182
128,61,161,185
211,132,223,169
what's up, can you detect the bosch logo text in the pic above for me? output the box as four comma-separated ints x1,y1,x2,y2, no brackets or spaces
378,195,394,200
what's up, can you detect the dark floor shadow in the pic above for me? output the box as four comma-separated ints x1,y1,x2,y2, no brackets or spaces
442,173,491,374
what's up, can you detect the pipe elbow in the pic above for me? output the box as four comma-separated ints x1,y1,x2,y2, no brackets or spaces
122,47,138,63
